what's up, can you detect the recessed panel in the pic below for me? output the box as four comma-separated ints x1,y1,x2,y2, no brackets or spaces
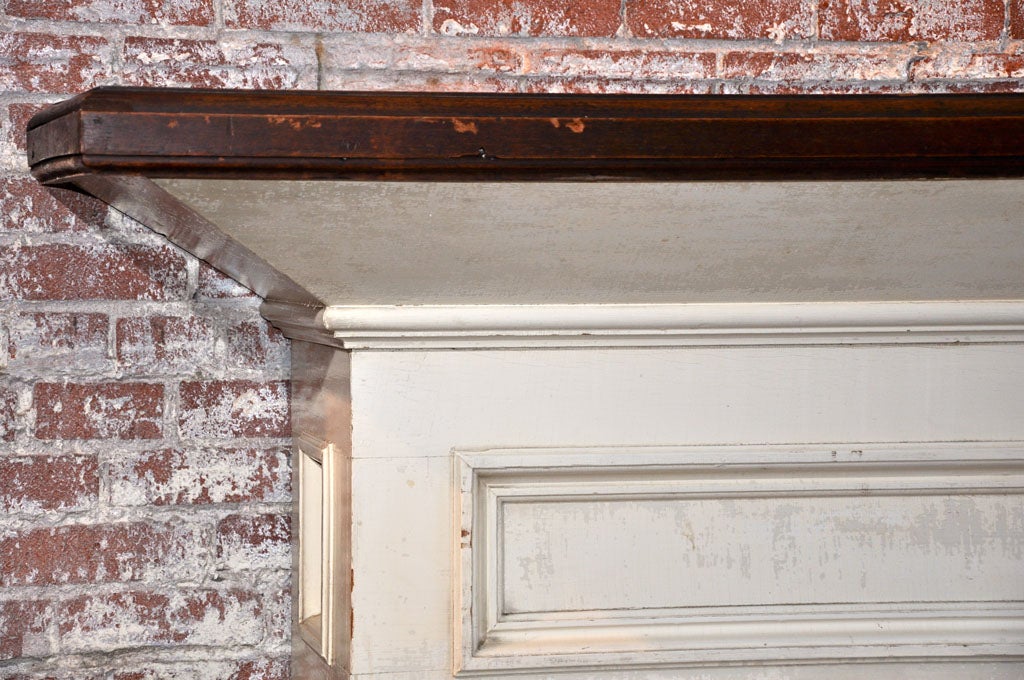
501,493,1023,615
456,446,1024,674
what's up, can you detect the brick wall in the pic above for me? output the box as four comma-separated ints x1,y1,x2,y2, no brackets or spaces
1,1,1021,678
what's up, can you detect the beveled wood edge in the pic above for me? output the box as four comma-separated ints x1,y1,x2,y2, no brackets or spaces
27,87,1024,183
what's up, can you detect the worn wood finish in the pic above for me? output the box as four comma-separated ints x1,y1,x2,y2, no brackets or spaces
27,87,1024,182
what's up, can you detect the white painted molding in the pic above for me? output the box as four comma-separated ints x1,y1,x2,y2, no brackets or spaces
454,443,1024,675
270,301,1024,349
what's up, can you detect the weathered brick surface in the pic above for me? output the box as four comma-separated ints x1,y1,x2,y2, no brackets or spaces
435,0,622,37
0,522,205,586
225,0,420,33
112,659,290,680
123,37,318,89
6,103,46,152
109,446,291,506
7,0,215,26
9,312,110,372
819,0,1005,41
34,382,163,439
179,380,290,439
217,513,291,570
115,315,290,375
721,50,910,82
519,75,717,94
0,179,96,233
196,262,258,299
225,321,290,371
4,671,107,680
912,49,1024,81
1012,1,1024,38
0,244,189,300
59,589,263,652
0,386,21,442
116,315,218,375
531,48,717,80
0,600,52,660
0,455,99,513
627,0,814,40
0,33,111,93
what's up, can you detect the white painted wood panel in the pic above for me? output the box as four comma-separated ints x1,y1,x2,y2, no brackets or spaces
341,340,1024,678
454,447,1024,673
350,344,1024,460
156,179,1024,306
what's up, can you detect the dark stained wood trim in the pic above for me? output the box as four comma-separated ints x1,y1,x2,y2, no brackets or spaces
28,87,1024,183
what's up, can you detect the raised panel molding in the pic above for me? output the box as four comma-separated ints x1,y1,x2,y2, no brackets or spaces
454,444,1024,675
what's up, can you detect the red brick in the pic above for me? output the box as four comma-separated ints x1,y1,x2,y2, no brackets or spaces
10,312,109,368
196,263,257,299
721,80,906,93
819,0,1004,41
0,522,203,587
8,103,47,151
0,600,51,660
911,51,1024,80
217,513,291,570
230,659,290,680
5,672,106,680
372,39,523,74
5,671,106,680
112,658,289,680
520,76,715,94
0,456,99,513
529,48,716,80
225,321,289,371
109,446,291,506
7,0,213,25
721,51,908,82
323,68,522,92
115,315,287,375
0,179,104,233
435,0,621,36
627,0,813,40
225,0,420,32
179,380,289,439
60,589,263,652
0,244,188,301
0,386,19,442
0,33,110,93
34,382,163,440
116,315,217,375
1013,1,1024,37
909,79,1024,92
123,37,316,89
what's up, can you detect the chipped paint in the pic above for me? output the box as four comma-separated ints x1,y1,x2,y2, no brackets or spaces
452,118,479,134
565,117,585,133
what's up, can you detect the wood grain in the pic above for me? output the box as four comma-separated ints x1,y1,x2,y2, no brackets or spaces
27,87,1024,182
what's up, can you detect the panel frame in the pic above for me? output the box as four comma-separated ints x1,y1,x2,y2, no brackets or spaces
297,432,341,667
454,444,1024,675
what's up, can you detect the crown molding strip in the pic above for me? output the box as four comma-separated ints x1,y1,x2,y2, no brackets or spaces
256,301,1024,350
